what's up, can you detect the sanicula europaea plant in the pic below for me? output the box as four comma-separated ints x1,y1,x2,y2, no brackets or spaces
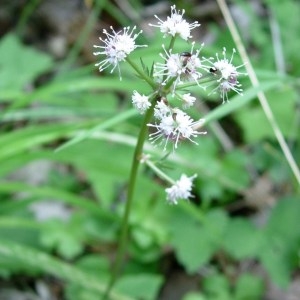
93,5,247,298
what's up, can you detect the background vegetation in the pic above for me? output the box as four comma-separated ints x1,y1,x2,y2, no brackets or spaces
0,0,299,299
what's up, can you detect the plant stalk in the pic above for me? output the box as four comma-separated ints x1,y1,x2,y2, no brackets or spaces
102,94,157,299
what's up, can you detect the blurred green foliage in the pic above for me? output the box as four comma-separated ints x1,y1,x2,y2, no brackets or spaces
0,0,299,299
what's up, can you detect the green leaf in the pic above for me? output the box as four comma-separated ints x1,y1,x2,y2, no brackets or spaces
235,85,298,142
0,122,94,161
234,273,264,300
41,218,84,259
0,34,53,96
10,76,138,110
183,292,207,300
222,218,263,259
0,240,133,300
56,109,137,152
115,274,163,300
259,196,300,287
0,181,111,219
220,150,251,190
264,196,300,240
203,274,231,300
170,208,228,273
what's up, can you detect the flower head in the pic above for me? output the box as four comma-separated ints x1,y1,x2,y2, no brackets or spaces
132,91,151,114
208,48,246,103
148,106,206,151
93,26,147,79
153,99,171,119
154,43,204,92
149,5,200,40
180,93,197,109
165,174,197,204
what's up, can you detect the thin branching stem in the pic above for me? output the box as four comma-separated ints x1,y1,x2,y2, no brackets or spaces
126,57,157,89
145,159,175,184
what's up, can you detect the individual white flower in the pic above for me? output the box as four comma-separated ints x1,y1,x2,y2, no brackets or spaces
218,78,243,103
154,43,204,91
207,48,246,103
181,93,196,109
153,99,171,119
132,91,151,114
165,174,197,204
149,5,200,40
93,26,147,79
213,48,244,79
148,108,206,151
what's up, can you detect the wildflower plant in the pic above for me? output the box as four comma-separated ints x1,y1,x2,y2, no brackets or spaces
93,4,247,297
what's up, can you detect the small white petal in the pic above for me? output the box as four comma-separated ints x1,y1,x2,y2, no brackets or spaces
132,91,151,114
165,174,197,204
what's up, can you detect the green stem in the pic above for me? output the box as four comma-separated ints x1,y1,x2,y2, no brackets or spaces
167,36,176,51
176,75,218,90
145,160,175,185
103,94,158,299
126,57,157,89
16,0,41,34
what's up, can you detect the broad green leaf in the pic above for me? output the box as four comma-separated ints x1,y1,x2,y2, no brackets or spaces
203,274,231,300
0,34,53,97
170,214,214,272
183,292,207,300
170,208,228,273
235,86,297,142
40,218,85,259
259,196,300,288
222,218,263,259
115,274,163,300
234,273,264,300
220,150,251,190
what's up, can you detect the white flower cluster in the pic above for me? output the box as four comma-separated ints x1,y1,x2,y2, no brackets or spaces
148,100,206,151
166,174,197,204
93,26,146,79
149,5,200,40
131,91,151,114
154,42,205,92
93,6,246,103
93,5,247,204
207,48,247,103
